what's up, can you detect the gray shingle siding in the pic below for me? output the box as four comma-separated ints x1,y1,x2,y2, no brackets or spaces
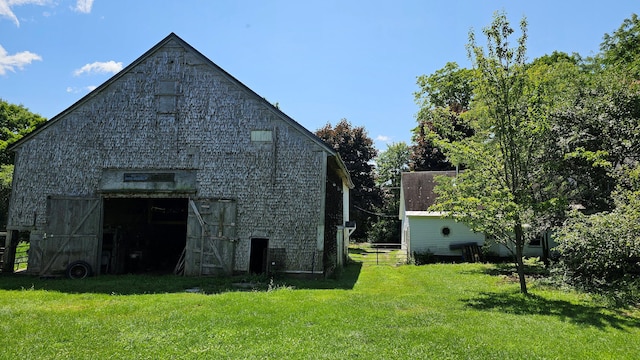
8,35,339,274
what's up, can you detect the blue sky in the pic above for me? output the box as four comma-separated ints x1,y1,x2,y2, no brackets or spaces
1,1,638,151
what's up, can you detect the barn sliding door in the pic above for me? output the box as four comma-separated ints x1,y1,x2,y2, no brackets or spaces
41,197,102,276
184,199,237,276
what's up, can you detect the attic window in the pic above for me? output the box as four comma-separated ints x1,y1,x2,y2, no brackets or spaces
158,81,177,95
251,130,273,143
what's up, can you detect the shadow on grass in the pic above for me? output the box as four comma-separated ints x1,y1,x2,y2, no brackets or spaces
0,262,362,295
461,262,550,278
348,248,369,255
463,291,639,330
285,261,362,290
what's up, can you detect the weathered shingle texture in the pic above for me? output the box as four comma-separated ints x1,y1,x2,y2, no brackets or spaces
8,34,344,274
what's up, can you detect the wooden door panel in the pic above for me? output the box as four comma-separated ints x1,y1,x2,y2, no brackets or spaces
185,199,236,276
42,197,101,276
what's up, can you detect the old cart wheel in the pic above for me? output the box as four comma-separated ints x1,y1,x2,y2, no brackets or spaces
66,261,92,279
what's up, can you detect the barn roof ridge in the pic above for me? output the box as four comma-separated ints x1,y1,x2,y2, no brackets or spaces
9,33,346,172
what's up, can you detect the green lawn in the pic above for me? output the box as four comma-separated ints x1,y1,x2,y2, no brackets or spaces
0,258,638,359
13,241,29,272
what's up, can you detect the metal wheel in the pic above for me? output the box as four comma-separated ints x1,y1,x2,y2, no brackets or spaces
66,261,92,279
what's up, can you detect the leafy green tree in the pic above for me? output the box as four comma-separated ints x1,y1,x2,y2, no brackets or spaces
316,119,382,241
548,14,640,212
368,142,410,243
375,142,411,189
600,13,640,78
432,12,567,294
0,100,46,228
549,68,640,212
552,14,640,304
411,62,475,171
0,100,46,165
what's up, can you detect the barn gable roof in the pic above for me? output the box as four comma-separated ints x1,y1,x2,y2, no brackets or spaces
399,171,457,217
11,33,353,187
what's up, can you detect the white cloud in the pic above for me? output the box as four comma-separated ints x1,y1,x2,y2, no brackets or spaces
73,0,93,13
376,135,391,142
66,85,97,93
0,0,49,27
1,0,91,26
0,44,42,75
73,60,123,76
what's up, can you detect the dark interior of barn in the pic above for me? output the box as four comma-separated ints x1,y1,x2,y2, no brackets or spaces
101,198,187,275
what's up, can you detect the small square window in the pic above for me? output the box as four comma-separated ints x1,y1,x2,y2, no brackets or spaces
530,234,543,247
251,130,273,142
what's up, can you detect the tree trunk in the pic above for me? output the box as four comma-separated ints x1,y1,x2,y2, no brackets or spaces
514,223,528,294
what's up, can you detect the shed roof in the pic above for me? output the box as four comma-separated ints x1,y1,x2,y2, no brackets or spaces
10,33,353,187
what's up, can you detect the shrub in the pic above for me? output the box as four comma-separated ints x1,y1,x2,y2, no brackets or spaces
555,210,640,305
412,250,436,265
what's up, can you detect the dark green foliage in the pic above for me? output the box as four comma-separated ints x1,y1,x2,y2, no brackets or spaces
556,167,640,305
529,51,579,67
556,212,640,305
411,62,475,171
412,250,436,265
316,119,382,241
368,142,410,243
549,69,640,212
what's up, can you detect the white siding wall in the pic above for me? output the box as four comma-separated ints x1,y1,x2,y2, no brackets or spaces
407,215,485,256
486,232,557,258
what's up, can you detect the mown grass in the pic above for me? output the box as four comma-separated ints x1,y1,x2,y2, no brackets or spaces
0,256,638,359
348,243,407,265
13,241,29,271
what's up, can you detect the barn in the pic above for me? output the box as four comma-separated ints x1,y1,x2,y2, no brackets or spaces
1,33,353,278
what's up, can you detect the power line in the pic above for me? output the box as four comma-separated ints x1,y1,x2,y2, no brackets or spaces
353,205,398,218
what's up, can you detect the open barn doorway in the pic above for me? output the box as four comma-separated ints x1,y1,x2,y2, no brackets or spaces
249,238,269,274
102,198,187,275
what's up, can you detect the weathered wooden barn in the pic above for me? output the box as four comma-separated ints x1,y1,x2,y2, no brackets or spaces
2,33,353,278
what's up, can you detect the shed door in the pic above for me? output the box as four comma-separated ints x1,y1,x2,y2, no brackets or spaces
185,199,237,276
41,197,102,276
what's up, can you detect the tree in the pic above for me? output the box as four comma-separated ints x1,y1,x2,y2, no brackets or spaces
600,13,640,78
549,68,640,212
0,100,46,228
375,142,411,189
411,62,475,171
0,100,46,165
551,15,640,304
368,142,410,243
432,12,566,294
315,119,382,241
